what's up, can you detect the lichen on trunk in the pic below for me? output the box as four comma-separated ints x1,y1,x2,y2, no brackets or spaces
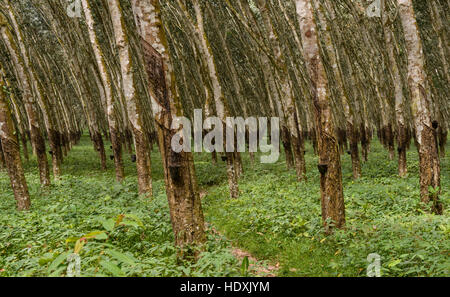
0,76,31,211
397,0,442,214
296,0,345,232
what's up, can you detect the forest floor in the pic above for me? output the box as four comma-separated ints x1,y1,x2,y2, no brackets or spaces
0,135,448,276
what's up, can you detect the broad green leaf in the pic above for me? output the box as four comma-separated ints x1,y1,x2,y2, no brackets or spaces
119,220,141,229
99,260,125,277
83,230,105,239
48,251,71,273
388,259,401,268
124,214,144,227
49,266,67,277
94,232,108,240
241,256,249,277
83,230,107,240
102,219,115,232
39,253,54,266
65,237,79,244
105,249,137,265
74,239,85,254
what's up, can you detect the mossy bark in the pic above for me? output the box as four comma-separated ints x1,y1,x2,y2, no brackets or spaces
20,133,29,162
1,21,50,186
0,80,31,211
281,126,294,170
108,0,152,195
438,125,447,158
296,0,345,232
92,131,107,170
134,0,206,249
348,124,361,179
398,0,442,214
382,1,408,177
82,0,125,183
0,139,5,169
256,0,306,182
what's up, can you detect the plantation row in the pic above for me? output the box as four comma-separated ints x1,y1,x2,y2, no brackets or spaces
0,0,448,276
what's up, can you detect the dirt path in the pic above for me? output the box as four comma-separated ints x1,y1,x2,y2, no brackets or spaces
200,190,279,277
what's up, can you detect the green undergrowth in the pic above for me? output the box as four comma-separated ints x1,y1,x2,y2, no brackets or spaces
0,136,241,277
203,142,449,277
0,135,448,276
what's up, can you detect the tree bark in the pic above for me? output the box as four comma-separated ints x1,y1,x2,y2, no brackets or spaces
256,0,307,182
438,123,447,158
1,18,50,186
7,2,61,179
132,0,206,249
107,0,152,195
81,0,125,182
382,1,408,177
190,0,240,197
281,126,295,169
0,76,31,211
0,139,5,169
428,0,449,85
92,131,107,170
398,0,442,214
296,0,345,232
316,1,361,179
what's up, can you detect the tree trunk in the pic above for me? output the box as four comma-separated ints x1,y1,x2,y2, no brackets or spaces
81,0,125,182
256,0,306,182
211,150,217,165
398,0,442,214
382,0,408,176
20,132,29,162
1,19,50,186
92,131,107,170
190,0,240,197
0,77,31,211
282,126,295,169
7,2,61,179
108,0,152,195
438,123,447,158
132,0,206,249
316,1,360,179
0,139,5,169
348,124,362,179
397,125,409,177
296,0,345,232
428,0,450,85
234,151,243,178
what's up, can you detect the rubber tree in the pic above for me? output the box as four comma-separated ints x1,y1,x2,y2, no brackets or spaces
0,64,31,211
397,0,442,214
81,0,125,182
0,10,50,186
233,0,295,171
296,0,345,232
255,0,307,182
427,0,448,158
315,0,361,179
173,0,240,198
132,0,206,250
7,0,62,179
39,3,108,171
107,0,152,196
381,0,408,177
